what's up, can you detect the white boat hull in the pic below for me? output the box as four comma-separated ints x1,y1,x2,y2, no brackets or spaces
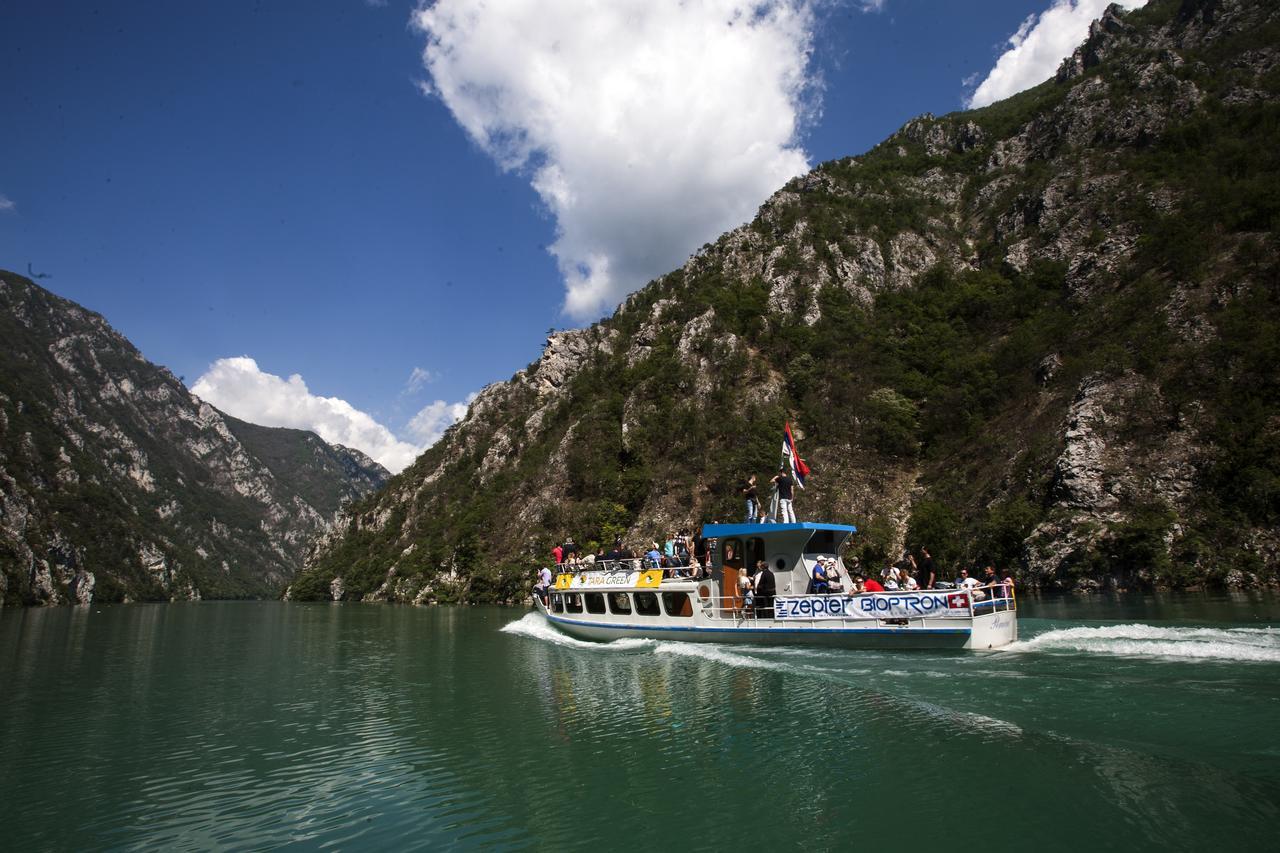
536,599,1017,650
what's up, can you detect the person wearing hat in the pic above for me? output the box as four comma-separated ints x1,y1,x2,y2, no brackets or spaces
809,558,829,594
771,466,796,523
824,558,845,593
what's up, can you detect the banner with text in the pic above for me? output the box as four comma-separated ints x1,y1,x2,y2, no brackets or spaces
775,592,971,620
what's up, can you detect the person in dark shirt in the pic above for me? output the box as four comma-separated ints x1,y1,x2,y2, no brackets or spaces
753,560,777,618
741,475,760,523
982,565,1001,596
917,547,936,590
771,467,796,523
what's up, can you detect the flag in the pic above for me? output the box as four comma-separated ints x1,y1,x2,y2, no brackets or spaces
781,422,810,488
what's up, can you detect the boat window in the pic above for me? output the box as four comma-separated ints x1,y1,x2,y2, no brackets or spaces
551,593,564,613
565,594,583,614
721,538,743,569
634,591,660,616
585,592,606,614
805,530,840,555
746,537,766,570
775,558,788,571
608,592,632,614
661,591,693,617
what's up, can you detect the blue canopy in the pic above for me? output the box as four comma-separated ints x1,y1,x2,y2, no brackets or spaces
700,521,858,538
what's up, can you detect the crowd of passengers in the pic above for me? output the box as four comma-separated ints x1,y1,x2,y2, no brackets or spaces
796,557,1015,600
533,533,1015,609
549,532,708,574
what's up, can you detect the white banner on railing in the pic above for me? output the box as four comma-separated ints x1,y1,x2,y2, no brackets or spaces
774,592,971,620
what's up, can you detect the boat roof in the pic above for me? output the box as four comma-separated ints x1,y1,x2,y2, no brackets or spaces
700,521,858,538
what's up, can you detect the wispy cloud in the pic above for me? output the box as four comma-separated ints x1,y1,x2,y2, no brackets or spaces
191,356,472,473
965,0,1145,109
0,194,15,213
402,366,438,396
413,0,824,320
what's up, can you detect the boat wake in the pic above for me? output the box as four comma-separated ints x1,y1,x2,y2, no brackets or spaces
1006,624,1280,663
500,613,656,652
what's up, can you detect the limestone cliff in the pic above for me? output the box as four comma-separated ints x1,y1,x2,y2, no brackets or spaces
297,0,1279,602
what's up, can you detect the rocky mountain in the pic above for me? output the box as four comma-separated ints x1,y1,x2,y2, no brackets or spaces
296,0,1279,603
0,274,389,605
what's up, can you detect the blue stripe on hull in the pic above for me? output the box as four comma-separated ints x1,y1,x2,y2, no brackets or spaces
543,613,973,648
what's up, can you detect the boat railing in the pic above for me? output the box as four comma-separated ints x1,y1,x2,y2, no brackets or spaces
551,561,708,579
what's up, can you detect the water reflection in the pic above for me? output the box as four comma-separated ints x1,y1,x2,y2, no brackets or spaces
0,602,1278,851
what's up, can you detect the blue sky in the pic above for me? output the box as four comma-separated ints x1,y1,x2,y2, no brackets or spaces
0,1,1135,471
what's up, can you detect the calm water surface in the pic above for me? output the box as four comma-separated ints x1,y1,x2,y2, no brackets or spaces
1,593,1277,850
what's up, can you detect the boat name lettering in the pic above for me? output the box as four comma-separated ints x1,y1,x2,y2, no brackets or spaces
579,573,632,586
775,592,967,620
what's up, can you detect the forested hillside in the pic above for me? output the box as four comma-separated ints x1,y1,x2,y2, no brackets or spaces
296,0,1279,603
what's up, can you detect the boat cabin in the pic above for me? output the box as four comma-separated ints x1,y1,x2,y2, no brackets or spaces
702,521,857,612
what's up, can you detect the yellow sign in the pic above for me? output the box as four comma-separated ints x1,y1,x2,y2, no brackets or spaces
636,570,663,589
554,573,574,590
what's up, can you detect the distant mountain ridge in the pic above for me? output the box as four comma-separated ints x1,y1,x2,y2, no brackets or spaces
292,0,1280,604
0,273,389,605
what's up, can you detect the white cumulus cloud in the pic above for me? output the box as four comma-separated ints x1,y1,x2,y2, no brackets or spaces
966,0,1146,109
0,194,15,212
191,356,472,474
413,0,820,320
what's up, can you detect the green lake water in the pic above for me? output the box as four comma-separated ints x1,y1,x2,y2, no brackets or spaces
1,594,1277,850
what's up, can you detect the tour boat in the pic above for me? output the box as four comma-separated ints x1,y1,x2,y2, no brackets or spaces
534,522,1017,650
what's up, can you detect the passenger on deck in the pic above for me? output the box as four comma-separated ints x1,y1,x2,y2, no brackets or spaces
645,543,662,569
982,565,1000,595
594,547,607,567
1001,568,1016,598
883,567,900,590
916,547,936,590
862,575,885,593
958,569,984,599
753,560,776,618
552,543,564,565
534,566,552,606
901,570,920,591
809,560,829,594
824,558,845,593
850,574,866,594
739,570,755,613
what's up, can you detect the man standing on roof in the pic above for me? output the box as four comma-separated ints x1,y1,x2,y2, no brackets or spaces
740,474,759,524
771,466,796,523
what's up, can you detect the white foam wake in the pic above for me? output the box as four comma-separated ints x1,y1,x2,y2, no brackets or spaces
1006,623,1280,663
500,612,656,652
651,641,794,672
